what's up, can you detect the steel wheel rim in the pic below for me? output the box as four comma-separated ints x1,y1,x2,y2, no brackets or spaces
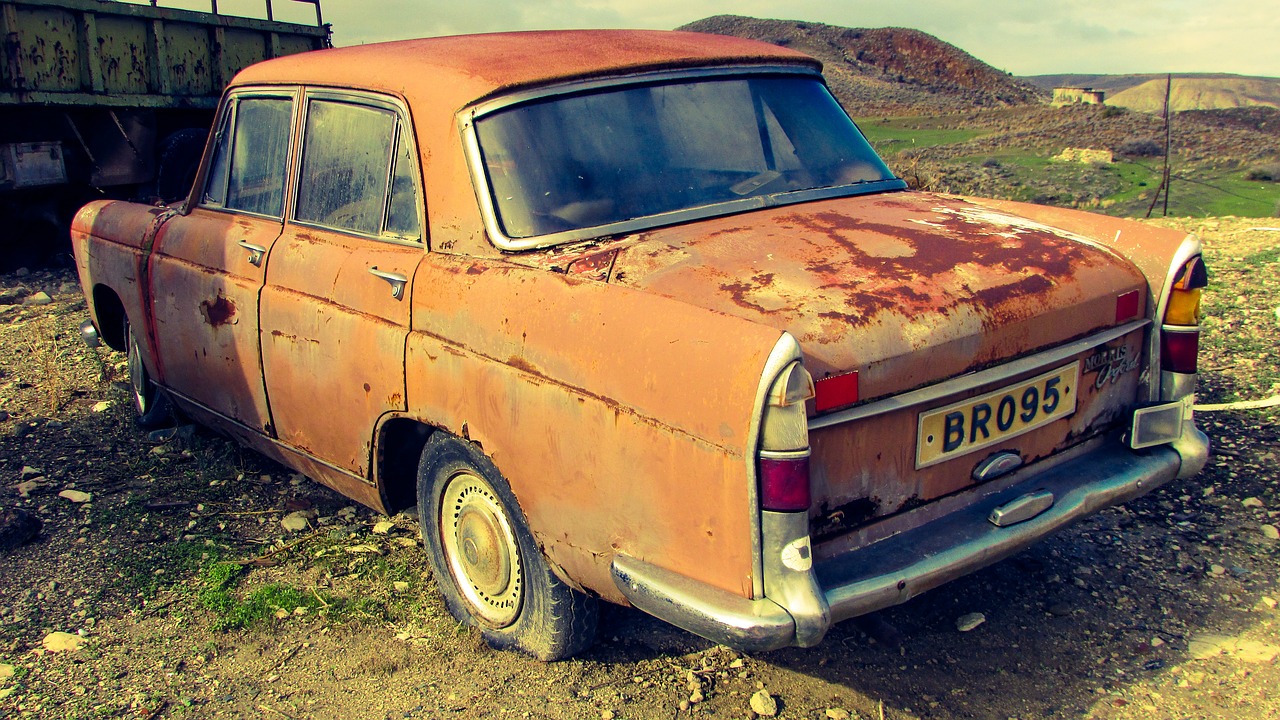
439,470,523,627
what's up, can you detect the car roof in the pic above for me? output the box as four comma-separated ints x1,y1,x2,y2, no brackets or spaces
231,30,820,111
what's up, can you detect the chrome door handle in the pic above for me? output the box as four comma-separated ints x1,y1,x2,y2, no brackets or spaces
238,241,266,267
368,267,407,300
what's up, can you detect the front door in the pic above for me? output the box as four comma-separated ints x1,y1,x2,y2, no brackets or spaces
148,91,297,434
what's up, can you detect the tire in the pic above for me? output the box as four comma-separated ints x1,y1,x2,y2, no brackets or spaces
416,434,598,660
124,316,173,430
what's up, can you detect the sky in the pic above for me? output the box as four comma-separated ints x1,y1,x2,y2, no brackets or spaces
178,0,1279,77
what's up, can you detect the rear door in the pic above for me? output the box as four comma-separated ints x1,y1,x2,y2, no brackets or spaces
259,89,425,476
148,90,297,433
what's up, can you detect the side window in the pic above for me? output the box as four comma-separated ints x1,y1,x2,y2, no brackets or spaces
201,97,293,217
295,98,422,241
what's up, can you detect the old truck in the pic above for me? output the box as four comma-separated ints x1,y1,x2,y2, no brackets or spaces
0,0,329,269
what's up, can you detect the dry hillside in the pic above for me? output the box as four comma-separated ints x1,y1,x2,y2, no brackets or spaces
1108,76,1280,112
678,15,1046,114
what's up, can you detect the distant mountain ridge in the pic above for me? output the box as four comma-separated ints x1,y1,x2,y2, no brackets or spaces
1022,74,1280,112
678,15,1046,114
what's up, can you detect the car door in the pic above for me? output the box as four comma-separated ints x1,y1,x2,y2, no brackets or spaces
148,89,297,434
259,90,425,477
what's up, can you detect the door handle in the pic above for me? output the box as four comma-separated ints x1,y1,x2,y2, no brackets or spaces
238,241,266,267
368,267,408,300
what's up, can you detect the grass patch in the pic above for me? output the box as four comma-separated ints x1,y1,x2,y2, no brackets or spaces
855,118,986,154
198,562,327,631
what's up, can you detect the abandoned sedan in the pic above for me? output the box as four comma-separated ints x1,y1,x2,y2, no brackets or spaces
71,31,1209,660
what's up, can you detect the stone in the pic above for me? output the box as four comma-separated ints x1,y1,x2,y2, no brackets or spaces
280,511,313,533
42,631,84,652
1242,497,1265,509
826,710,851,720
345,543,381,555
750,689,778,717
372,520,395,535
58,489,92,503
1261,525,1279,541
956,612,986,632
600,711,615,720
1209,564,1227,576
20,466,43,480
0,507,42,553
0,663,13,681
90,401,111,413
1260,597,1278,610
15,480,43,498
22,291,52,306
393,581,409,593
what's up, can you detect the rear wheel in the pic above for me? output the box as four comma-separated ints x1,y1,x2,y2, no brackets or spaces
417,434,597,660
124,317,172,429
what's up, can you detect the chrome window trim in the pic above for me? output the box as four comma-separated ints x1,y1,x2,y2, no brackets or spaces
289,88,427,246
745,332,805,599
808,319,1151,431
197,86,301,218
458,66,907,252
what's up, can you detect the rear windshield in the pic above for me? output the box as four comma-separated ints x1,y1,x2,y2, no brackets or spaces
474,75,897,240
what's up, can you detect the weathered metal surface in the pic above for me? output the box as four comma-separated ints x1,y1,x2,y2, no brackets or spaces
259,229,420,477
600,192,1149,399
403,252,782,601
147,207,279,434
0,0,329,106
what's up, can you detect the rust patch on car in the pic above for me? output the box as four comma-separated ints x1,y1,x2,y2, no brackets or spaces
199,293,236,327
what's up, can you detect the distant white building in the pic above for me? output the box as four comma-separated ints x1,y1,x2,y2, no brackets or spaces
1052,87,1106,106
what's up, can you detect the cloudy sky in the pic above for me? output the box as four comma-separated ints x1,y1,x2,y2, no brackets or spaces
207,0,1278,76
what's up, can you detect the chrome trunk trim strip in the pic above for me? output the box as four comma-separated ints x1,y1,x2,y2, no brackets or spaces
809,320,1150,431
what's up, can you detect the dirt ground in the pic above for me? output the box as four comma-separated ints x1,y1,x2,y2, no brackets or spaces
1,217,1277,719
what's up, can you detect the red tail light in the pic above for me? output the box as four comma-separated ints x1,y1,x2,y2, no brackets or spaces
1161,329,1200,374
759,455,811,512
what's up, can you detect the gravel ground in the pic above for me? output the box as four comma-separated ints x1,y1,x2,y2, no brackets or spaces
1,216,1277,719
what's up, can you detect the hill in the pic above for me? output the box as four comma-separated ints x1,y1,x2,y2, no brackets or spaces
1023,73,1280,112
1109,76,1280,112
678,15,1046,114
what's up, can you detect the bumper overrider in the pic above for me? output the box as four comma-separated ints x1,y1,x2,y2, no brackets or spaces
611,404,1208,652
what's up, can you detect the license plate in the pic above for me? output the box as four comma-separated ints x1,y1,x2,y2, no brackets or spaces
916,362,1080,468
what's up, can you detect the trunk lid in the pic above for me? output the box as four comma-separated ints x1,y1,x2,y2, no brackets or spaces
527,191,1151,530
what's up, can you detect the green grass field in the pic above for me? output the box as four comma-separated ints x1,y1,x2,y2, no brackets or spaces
856,115,1280,218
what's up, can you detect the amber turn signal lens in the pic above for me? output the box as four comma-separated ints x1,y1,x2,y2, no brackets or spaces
1164,288,1201,326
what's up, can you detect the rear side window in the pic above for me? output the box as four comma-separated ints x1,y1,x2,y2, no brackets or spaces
202,96,293,217
294,98,422,242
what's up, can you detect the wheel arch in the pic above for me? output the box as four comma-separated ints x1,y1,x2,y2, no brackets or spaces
91,284,127,351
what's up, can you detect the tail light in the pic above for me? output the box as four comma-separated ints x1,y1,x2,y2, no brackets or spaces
1160,256,1208,373
759,361,814,512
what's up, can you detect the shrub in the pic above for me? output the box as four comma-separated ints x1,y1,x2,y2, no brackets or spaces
1244,164,1280,182
1117,139,1164,157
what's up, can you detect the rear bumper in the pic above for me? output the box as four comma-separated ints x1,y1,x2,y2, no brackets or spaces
611,425,1208,651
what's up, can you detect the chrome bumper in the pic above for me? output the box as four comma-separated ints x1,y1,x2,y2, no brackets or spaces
611,426,1208,651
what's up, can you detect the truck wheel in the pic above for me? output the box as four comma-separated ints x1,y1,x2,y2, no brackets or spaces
416,434,598,661
155,129,207,204
124,317,172,429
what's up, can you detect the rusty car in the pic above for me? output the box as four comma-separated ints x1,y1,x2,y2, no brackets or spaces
69,31,1210,660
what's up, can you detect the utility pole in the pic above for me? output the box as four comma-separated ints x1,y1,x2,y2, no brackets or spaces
1147,74,1173,218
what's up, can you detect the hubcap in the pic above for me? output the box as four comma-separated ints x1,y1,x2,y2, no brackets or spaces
440,470,523,627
